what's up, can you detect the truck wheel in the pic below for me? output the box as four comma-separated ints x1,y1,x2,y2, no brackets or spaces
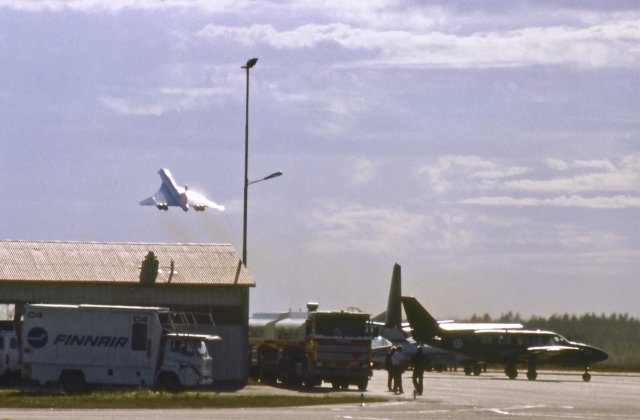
157,372,181,393
357,379,368,391
60,371,87,394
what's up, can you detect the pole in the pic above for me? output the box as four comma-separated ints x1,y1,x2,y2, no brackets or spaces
242,58,257,266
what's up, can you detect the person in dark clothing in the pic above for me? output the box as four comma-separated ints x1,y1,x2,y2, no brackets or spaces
391,345,405,394
411,345,428,396
385,346,396,391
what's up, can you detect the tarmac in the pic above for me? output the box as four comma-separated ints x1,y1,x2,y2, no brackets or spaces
1,369,639,419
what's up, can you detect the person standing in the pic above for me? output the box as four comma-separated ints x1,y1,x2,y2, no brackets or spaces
391,345,405,394
385,346,396,392
411,345,428,396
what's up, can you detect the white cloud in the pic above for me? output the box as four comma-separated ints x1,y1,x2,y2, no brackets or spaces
0,0,239,13
197,19,640,69
350,158,377,186
422,154,640,209
418,155,529,193
308,202,473,255
99,96,165,116
544,158,569,171
460,194,640,209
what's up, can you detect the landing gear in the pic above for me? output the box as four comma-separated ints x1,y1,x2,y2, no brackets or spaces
583,366,592,382
527,357,537,381
505,364,518,380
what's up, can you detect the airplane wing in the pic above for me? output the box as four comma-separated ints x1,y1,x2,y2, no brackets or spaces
440,323,524,331
185,190,225,211
139,183,179,207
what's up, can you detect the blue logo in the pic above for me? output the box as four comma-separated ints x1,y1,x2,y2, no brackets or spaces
27,327,48,349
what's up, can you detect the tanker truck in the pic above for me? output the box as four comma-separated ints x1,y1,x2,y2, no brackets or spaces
249,303,372,391
21,304,220,393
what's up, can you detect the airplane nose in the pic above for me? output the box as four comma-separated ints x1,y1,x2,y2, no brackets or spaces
589,347,608,362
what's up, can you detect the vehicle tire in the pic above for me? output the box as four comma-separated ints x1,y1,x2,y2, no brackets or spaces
157,371,181,393
505,365,518,380
59,370,87,394
357,378,368,391
473,364,482,376
464,365,472,376
526,370,537,381
582,372,591,382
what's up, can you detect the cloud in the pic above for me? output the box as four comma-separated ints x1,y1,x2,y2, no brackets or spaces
349,158,377,186
197,19,640,69
418,156,529,193
99,85,232,116
308,202,473,255
504,158,639,194
99,96,165,116
422,154,640,209
460,195,640,209
0,0,238,13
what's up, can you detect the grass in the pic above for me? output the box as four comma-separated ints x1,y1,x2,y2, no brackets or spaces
0,389,387,409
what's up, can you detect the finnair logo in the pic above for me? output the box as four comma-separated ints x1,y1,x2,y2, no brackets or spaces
53,334,128,348
27,327,48,349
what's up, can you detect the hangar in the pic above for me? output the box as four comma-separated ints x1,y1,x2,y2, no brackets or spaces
0,240,254,383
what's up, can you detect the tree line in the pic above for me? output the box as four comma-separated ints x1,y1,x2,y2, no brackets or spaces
466,312,640,371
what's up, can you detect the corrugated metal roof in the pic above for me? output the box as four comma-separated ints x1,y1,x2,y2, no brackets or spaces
0,241,254,286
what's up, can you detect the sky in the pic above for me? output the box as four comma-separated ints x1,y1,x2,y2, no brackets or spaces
0,1,638,319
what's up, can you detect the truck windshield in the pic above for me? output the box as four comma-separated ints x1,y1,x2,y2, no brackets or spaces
313,313,369,337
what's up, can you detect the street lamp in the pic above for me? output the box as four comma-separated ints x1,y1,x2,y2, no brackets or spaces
241,58,282,267
248,171,283,186
242,58,257,267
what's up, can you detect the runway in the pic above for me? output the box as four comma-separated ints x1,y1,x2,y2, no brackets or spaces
2,370,639,419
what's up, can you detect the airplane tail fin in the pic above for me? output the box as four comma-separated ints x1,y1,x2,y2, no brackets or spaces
385,263,402,328
400,296,440,344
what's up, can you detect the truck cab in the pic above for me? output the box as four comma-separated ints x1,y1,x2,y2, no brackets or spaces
0,331,20,378
157,334,215,391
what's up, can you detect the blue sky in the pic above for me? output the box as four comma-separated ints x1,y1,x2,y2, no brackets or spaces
0,1,638,318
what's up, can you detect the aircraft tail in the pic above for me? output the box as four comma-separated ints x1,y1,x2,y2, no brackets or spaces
400,296,440,344
385,263,402,328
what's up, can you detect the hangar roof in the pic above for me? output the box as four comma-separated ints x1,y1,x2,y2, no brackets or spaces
0,240,254,286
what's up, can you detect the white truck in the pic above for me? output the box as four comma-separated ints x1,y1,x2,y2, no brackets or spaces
0,330,20,379
21,304,219,393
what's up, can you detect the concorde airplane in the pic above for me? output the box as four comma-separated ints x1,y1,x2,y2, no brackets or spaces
401,296,608,381
139,168,225,212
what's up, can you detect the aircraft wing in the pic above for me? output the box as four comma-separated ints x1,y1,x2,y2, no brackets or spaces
439,323,524,331
185,190,225,211
139,183,179,207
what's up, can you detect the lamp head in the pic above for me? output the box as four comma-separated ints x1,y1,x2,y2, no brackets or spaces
242,58,258,69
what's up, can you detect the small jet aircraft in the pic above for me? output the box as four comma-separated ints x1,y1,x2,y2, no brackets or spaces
139,168,225,212
401,296,608,381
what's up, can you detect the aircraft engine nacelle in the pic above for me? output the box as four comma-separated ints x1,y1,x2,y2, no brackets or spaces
156,204,169,211
193,205,206,212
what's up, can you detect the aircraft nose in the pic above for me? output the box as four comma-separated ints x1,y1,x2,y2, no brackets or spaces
588,346,608,362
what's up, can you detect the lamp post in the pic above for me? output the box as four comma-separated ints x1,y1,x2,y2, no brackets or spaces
241,58,283,267
242,58,257,267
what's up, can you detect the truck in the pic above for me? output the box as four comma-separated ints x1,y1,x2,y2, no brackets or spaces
20,304,220,393
249,303,372,391
0,330,20,379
